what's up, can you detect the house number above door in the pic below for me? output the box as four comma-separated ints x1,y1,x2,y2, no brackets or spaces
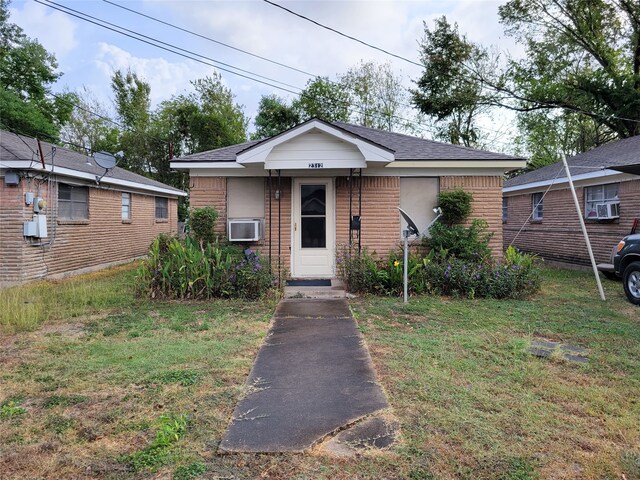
308,163,324,169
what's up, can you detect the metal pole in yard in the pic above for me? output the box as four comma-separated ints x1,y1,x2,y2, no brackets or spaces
403,230,409,304
561,154,606,301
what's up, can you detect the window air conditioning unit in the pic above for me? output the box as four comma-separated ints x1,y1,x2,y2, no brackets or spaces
228,219,261,242
595,202,620,219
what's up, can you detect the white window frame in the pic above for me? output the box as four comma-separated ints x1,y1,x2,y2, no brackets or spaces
584,183,619,219
532,192,543,220
121,192,131,220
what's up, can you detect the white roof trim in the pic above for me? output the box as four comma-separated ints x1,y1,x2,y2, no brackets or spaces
170,161,244,170
503,168,623,193
236,120,395,166
2,161,186,197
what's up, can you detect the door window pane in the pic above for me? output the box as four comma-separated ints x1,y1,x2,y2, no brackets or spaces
301,217,326,248
301,185,326,215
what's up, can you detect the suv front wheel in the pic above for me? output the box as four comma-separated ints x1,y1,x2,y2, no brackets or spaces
623,261,640,305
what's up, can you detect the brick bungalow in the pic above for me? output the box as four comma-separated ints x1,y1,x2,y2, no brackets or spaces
171,119,525,278
503,135,640,266
0,130,186,286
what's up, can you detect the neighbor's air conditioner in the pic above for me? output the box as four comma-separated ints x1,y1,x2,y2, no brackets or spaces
595,202,620,219
228,219,261,242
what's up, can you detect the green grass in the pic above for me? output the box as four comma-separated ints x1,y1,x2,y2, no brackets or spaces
0,265,637,479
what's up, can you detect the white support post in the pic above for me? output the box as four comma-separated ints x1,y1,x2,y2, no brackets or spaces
403,230,409,304
561,155,606,301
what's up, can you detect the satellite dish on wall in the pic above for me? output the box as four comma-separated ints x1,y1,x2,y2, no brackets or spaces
398,208,419,237
93,151,117,169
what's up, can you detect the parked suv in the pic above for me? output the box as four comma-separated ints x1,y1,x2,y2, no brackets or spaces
614,234,640,305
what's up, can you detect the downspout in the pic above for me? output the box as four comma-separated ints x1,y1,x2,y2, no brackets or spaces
349,168,353,251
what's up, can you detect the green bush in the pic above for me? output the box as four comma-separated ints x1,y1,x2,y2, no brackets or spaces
137,236,274,300
426,219,493,261
437,189,473,226
336,246,540,299
189,207,219,245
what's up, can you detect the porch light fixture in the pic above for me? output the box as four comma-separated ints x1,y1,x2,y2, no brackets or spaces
274,189,281,200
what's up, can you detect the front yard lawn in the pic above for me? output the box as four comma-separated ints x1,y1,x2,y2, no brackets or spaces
0,265,638,479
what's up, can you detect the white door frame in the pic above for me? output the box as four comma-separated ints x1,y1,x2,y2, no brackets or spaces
291,178,335,278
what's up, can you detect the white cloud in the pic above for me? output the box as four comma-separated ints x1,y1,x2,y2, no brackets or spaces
9,1,77,59
94,43,216,106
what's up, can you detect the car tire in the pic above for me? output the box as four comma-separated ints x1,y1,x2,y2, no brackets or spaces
622,261,640,305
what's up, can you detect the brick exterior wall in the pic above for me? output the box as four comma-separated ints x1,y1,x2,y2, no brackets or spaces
188,174,505,277
336,176,401,256
503,178,640,265
0,178,178,285
440,176,504,259
189,176,227,237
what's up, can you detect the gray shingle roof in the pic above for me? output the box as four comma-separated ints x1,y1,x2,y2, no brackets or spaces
504,135,640,188
170,119,523,163
1,130,185,196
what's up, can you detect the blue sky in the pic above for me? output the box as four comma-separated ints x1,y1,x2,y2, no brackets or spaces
9,0,520,143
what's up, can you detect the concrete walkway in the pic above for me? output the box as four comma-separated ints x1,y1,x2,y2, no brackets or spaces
219,299,389,453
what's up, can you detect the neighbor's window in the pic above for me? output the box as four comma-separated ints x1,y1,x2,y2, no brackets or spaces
58,184,88,219
502,197,508,223
121,192,131,220
155,197,168,219
532,192,543,220
585,183,619,218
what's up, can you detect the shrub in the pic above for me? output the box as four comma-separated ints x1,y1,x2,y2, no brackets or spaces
426,219,493,261
437,189,473,226
189,207,219,246
137,236,275,300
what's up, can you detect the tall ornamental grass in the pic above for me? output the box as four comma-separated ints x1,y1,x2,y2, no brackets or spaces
137,235,274,300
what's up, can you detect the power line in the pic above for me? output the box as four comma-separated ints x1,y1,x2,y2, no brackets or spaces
37,0,515,151
262,0,422,68
103,0,318,79
37,0,302,97
43,0,303,93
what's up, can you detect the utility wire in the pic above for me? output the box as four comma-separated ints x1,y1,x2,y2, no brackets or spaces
103,0,317,78
43,0,302,93
262,0,423,68
264,0,640,127
37,0,516,151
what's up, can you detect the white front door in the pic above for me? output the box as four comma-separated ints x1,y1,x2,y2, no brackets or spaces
292,178,335,278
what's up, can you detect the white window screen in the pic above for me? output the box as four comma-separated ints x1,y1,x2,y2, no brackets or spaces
58,184,88,219
122,193,131,220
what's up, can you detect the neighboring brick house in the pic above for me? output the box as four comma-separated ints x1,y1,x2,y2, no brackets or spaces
171,119,525,278
503,136,640,266
0,130,186,286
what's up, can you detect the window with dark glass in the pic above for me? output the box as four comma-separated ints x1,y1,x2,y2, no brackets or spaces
502,197,508,223
532,192,543,220
300,184,326,248
58,184,88,219
155,197,168,219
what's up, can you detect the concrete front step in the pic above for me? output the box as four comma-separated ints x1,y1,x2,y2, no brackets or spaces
284,279,348,299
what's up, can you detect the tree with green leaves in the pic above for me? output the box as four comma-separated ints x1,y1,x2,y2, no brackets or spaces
339,60,408,131
412,17,499,147
252,94,300,139
61,86,119,155
0,0,76,141
497,0,640,140
294,76,350,123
